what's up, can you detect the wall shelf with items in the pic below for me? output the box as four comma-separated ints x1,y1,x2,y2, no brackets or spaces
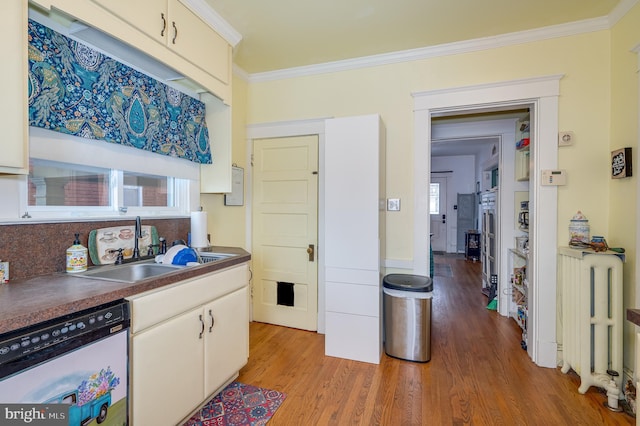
465,231,481,261
509,247,528,350
515,119,530,181
481,191,497,297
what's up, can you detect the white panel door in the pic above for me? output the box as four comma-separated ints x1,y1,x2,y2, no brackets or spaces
252,135,318,331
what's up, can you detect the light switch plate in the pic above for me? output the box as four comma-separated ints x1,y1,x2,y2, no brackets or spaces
387,198,401,211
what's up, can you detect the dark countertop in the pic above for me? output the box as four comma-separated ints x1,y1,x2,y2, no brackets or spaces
0,246,250,335
627,309,640,327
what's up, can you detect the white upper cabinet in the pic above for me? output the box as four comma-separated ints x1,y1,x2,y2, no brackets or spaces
31,0,232,103
91,0,168,45
28,0,234,190
92,0,231,88
0,0,28,174
168,0,231,86
200,92,232,193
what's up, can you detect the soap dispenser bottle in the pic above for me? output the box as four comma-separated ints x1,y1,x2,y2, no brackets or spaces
66,233,88,273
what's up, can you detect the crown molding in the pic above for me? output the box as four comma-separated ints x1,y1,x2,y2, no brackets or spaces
233,64,250,82
608,0,640,26
247,16,610,83
181,0,242,47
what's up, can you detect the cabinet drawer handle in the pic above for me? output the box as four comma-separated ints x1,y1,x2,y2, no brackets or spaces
198,314,205,339
208,309,215,332
160,13,167,37
172,21,178,44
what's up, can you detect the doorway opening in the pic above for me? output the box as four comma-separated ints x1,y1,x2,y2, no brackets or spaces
413,75,561,368
430,109,529,301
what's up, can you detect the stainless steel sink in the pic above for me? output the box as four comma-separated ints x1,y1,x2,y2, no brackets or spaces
71,260,184,283
70,251,239,283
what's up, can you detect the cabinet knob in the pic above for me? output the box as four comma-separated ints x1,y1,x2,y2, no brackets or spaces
208,309,215,332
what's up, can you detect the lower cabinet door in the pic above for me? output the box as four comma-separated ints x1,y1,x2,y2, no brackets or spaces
204,286,249,396
131,306,204,425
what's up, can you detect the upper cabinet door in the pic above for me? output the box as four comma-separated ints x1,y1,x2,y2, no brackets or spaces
92,0,230,86
0,0,28,174
92,0,168,45
169,0,230,85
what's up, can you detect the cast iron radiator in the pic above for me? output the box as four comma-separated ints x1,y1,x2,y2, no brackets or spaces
558,247,624,393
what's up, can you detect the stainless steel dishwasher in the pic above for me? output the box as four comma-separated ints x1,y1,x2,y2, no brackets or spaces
0,300,130,425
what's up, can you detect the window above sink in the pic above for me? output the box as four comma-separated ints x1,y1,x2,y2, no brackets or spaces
21,128,199,220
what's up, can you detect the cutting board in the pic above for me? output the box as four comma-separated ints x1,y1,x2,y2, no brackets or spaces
88,225,159,265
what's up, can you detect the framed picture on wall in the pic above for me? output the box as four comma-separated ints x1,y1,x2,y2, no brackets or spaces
611,147,632,179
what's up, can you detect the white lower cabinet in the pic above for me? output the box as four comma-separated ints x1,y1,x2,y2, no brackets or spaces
128,264,249,425
131,305,204,425
204,288,249,396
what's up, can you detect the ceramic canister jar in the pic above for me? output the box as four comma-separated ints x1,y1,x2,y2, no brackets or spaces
569,211,590,247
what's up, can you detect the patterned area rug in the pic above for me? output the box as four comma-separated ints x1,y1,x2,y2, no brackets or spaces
434,263,453,277
184,382,286,426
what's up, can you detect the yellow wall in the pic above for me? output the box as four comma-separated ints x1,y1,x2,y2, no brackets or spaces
611,4,640,376
201,74,249,249
246,31,613,261
223,5,640,373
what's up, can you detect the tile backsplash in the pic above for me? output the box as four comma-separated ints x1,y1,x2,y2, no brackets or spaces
0,218,190,281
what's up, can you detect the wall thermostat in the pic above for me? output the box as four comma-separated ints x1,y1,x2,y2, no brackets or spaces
541,169,567,185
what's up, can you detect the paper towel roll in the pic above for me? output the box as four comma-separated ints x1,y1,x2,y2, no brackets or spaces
190,211,209,248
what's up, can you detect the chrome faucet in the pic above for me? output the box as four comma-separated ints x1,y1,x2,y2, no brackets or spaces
133,216,142,259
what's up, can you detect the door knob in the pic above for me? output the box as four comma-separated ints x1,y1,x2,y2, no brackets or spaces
442,214,446,224
307,244,315,262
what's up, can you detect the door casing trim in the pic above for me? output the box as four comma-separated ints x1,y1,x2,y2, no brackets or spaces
413,75,562,368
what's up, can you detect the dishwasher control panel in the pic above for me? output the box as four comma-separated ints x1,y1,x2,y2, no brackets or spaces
0,301,128,365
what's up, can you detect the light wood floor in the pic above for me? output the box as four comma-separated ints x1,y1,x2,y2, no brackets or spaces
238,255,635,425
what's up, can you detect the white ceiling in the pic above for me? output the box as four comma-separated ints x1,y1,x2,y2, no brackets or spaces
431,137,498,158
205,0,623,74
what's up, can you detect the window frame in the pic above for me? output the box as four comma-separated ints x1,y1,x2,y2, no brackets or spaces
429,182,440,215
22,128,199,220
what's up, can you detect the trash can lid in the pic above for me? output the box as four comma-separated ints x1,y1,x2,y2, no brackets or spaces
383,274,433,292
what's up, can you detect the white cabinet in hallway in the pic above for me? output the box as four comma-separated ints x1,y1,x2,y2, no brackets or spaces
324,114,385,364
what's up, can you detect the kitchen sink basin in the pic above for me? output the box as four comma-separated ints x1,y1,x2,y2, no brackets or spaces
70,251,239,283
71,260,185,283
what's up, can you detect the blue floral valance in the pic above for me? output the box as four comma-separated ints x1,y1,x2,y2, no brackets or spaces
27,19,212,164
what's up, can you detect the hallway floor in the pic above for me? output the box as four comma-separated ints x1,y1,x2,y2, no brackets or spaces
237,254,635,425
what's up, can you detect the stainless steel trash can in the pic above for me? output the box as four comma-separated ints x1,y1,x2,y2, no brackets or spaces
383,274,433,362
